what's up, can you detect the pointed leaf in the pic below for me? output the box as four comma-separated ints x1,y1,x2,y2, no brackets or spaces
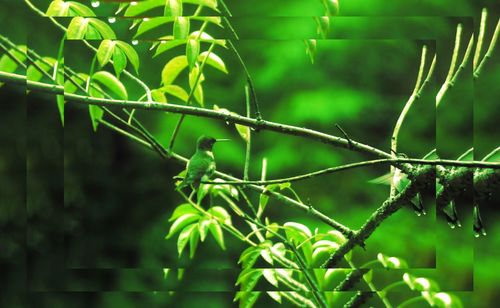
112,46,127,77
198,218,211,242
160,85,189,102
116,41,140,74
92,71,128,100
198,51,228,73
167,213,200,238
177,224,197,256
169,203,198,221
135,17,172,38
235,124,250,143
209,221,225,250
68,1,96,16
88,105,104,132
87,18,116,39
208,206,231,225
173,17,190,39
97,40,115,68
67,17,89,39
189,226,200,258
161,55,187,85
154,38,186,57
186,39,200,70
262,269,278,287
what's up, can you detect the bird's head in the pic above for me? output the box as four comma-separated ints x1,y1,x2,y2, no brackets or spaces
196,135,229,151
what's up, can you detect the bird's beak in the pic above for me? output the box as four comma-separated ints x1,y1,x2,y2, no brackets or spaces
216,139,231,142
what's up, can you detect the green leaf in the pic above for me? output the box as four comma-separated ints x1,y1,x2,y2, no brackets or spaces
173,17,190,40
124,0,163,16
167,213,200,239
169,203,198,221
322,0,339,16
304,39,317,64
284,222,312,242
184,0,218,10
165,0,183,16
235,124,250,143
97,40,115,68
56,94,65,126
262,269,278,287
0,46,27,84
67,17,89,39
68,1,96,16
377,253,408,269
311,246,337,268
92,71,128,100
234,291,260,308
432,292,463,308
208,206,231,225
186,39,200,70
189,226,200,258
189,31,226,47
88,18,116,39
46,0,70,16
259,248,273,265
188,65,204,106
154,38,186,57
27,57,56,82
135,17,173,38
163,268,170,279
115,41,140,74
177,224,197,256
209,221,225,250
315,16,330,38
160,84,189,102
209,179,239,200
192,16,222,27
64,72,88,94
198,51,228,73
266,292,281,304
84,23,102,39
151,88,167,102
238,246,261,269
236,269,263,291
198,218,211,242
161,55,187,85
112,46,127,77
88,105,104,132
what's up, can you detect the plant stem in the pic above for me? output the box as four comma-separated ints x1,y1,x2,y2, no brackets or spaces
243,84,252,181
474,17,500,79
473,8,487,70
436,23,462,106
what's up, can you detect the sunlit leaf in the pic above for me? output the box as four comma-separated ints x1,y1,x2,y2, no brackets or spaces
68,1,96,16
236,268,263,291
186,39,200,70
154,38,186,57
198,51,228,73
67,17,89,39
46,0,70,16
27,57,56,82
173,17,190,39
198,218,211,242
238,246,261,269
92,71,128,100
151,88,167,103
208,206,232,225
135,17,173,38
177,224,197,256
169,203,198,221
124,0,163,16
262,269,278,287
189,226,200,258
165,0,183,16
87,18,116,39
160,84,189,102
88,105,104,132
97,40,116,68
209,222,225,250
167,213,200,239
266,291,281,304
161,55,187,85
115,41,139,74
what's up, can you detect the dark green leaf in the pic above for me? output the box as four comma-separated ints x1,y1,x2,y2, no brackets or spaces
88,105,104,132
27,57,56,82
189,226,200,258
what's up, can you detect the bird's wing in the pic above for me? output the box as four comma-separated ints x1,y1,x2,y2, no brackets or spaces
186,153,212,181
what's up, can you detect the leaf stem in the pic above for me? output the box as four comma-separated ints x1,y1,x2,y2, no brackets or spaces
436,23,462,107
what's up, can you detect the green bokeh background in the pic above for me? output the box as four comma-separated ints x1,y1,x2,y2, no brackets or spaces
1,0,498,307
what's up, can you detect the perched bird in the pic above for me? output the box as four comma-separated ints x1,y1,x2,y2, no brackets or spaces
177,135,229,190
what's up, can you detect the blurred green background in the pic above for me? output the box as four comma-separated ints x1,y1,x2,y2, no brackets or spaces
1,0,499,307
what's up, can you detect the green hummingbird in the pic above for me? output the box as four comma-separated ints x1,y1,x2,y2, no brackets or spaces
177,135,229,190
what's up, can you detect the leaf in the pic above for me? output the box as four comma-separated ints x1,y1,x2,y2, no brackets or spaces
163,268,170,279
322,0,339,16
169,203,198,221
173,17,190,40
27,57,57,82
88,105,104,132
124,0,163,16
262,269,278,287
177,224,197,256
209,221,225,250
115,41,140,74
151,88,167,102
154,38,186,57
189,31,227,47
88,18,116,39
161,55,187,85
238,246,261,269
259,248,273,265
234,292,260,308
167,213,200,239
235,124,250,142
64,72,88,94
56,94,65,126
208,206,231,225
315,16,330,38
186,39,200,70
0,46,27,85
160,84,189,102
112,46,127,77
236,269,263,291
284,222,312,242
377,253,408,269
189,226,200,258
198,51,228,73
188,65,204,106
68,1,96,16
165,0,183,16
266,292,281,304
198,218,211,242
84,23,102,39
67,17,89,39
304,39,317,64
135,17,173,38
183,0,218,11
311,245,338,268
97,40,115,68
92,71,128,100
46,0,70,16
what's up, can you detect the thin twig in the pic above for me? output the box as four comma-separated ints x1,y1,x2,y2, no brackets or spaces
0,41,27,69
243,84,252,181
436,24,462,106
474,17,500,79
473,8,487,70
